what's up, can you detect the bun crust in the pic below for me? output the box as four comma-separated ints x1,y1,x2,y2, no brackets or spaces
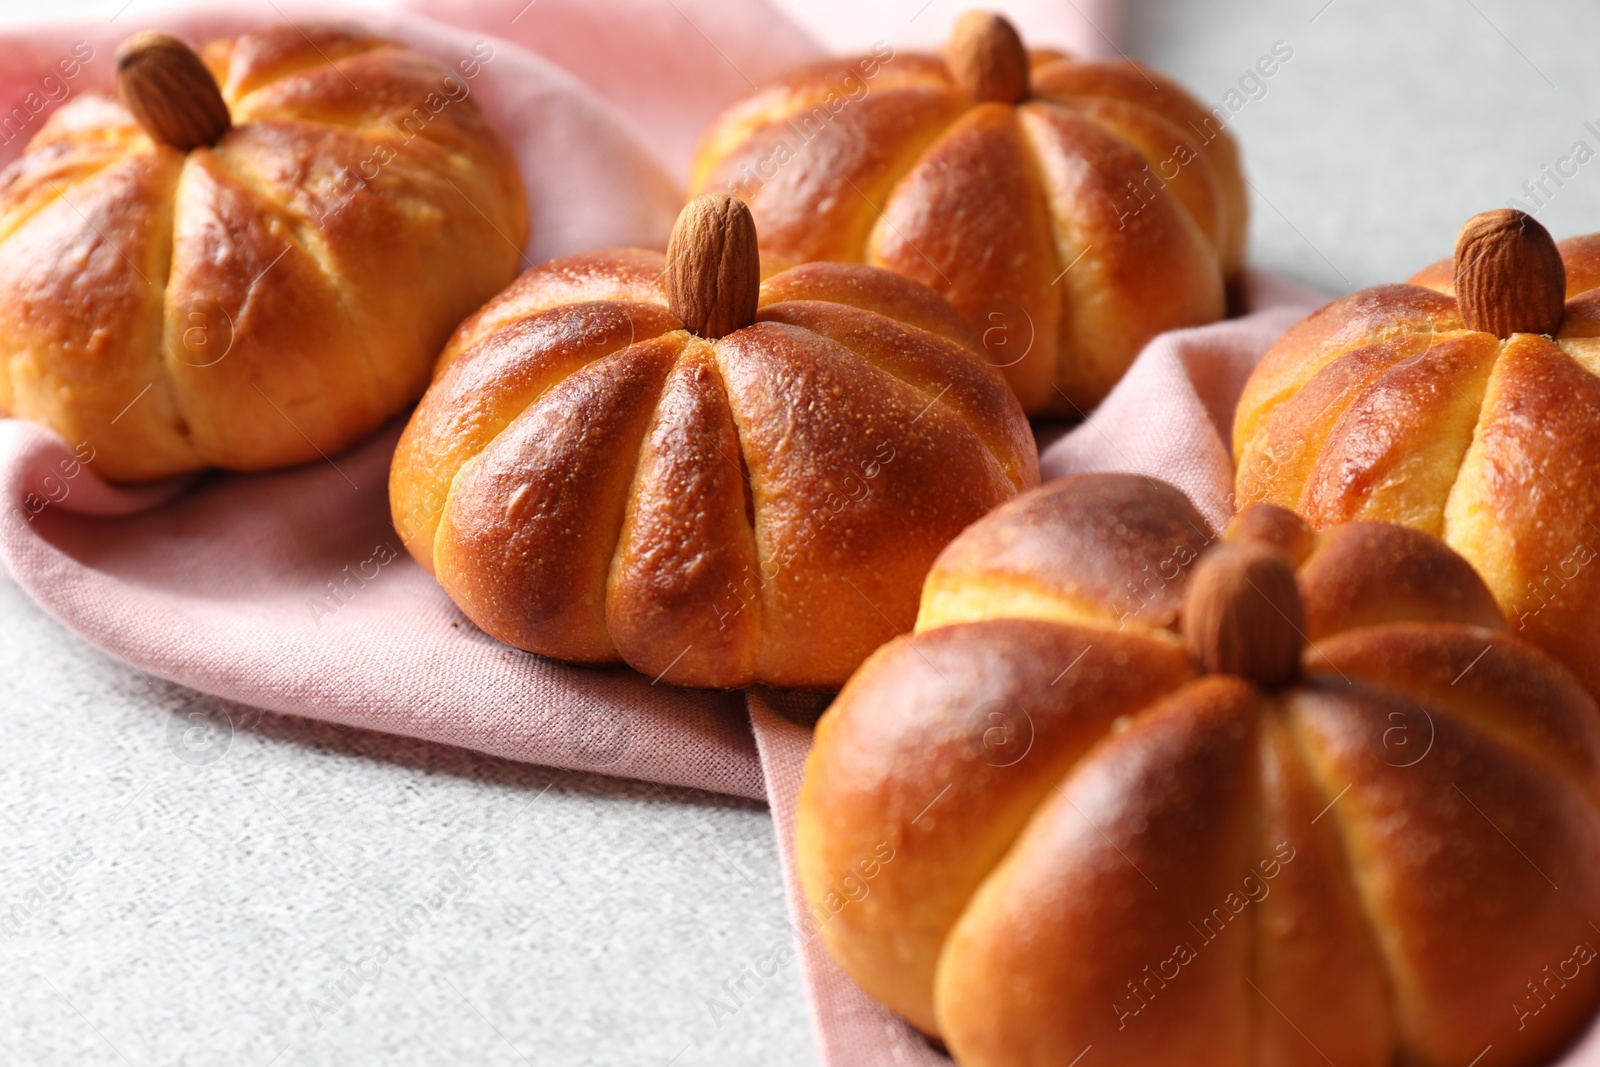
798,474,1600,1066
0,24,528,481
1235,237,1600,697
391,257,1038,689
689,49,1244,414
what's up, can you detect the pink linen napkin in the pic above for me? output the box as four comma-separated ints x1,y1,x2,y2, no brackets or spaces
0,0,1115,800
0,0,830,798
1037,270,1328,531
409,0,1125,183
0,416,765,797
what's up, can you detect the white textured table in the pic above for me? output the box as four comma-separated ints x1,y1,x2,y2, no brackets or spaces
3,0,1597,1063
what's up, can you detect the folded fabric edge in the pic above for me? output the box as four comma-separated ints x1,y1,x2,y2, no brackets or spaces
749,691,951,1067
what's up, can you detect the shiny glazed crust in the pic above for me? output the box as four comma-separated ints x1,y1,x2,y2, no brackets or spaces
389,255,1039,689
1234,236,1600,697
687,51,1245,415
0,24,529,481
797,474,1600,1065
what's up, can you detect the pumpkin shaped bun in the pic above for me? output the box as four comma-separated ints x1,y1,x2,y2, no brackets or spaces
0,25,528,481
389,195,1037,690
798,473,1600,1067
689,11,1247,415
1235,209,1600,699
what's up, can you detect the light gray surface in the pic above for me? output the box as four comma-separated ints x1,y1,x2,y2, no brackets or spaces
2,1,1596,1065
0,584,806,1067
1127,0,1600,294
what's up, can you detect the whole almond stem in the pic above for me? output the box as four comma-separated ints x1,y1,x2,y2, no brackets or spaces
1181,541,1304,689
116,31,232,151
665,194,760,340
1453,208,1566,338
948,10,1030,104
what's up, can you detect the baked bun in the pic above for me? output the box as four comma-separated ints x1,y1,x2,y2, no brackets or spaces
0,25,527,481
1236,208,1600,698
389,194,1037,689
688,10,1246,414
798,472,1600,1067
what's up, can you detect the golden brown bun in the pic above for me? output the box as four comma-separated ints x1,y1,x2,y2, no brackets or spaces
0,24,528,481
798,474,1600,1066
687,39,1244,415
1235,235,1600,698
390,256,1039,689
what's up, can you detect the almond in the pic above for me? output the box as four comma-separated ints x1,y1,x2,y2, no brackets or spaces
664,194,760,340
1452,208,1566,339
948,10,1030,105
116,31,232,151
1181,540,1304,689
